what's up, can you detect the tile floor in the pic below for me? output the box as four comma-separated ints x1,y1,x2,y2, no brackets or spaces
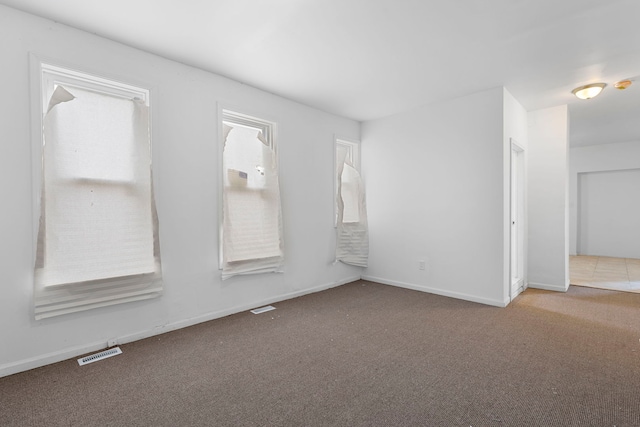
570,255,640,293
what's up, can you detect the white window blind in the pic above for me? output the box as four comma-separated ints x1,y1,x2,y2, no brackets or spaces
220,110,284,279
335,139,368,267
33,62,162,319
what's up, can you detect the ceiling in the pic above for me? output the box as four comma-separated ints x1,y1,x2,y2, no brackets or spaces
569,77,640,147
2,0,639,145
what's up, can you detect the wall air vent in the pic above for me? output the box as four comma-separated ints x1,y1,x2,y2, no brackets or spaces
250,305,276,314
77,347,122,366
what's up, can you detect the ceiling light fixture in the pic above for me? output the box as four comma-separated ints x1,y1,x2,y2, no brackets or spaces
614,80,632,90
571,83,606,100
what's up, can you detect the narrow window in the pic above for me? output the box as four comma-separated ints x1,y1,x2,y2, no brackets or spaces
335,138,361,225
335,138,368,267
33,60,162,319
220,110,284,279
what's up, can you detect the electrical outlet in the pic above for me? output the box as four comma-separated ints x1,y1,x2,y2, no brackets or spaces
107,338,118,347
418,260,426,270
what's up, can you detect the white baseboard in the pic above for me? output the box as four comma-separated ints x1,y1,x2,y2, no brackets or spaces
0,340,109,379
0,275,360,379
361,275,508,308
510,287,524,301
116,275,361,346
527,282,569,292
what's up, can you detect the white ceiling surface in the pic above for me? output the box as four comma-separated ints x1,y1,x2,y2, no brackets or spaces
569,79,640,147
2,0,639,144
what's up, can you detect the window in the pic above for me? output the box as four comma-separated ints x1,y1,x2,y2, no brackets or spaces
220,109,284,279
335,137,368,267
32,59,162,319
335,138,360,226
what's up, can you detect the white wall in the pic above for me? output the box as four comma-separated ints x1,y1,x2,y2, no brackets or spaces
527,105,570,291
569,141,640,258
0,6,361,377
361,87,521,307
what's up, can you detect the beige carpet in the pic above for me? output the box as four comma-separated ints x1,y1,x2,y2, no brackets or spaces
570,255,640,293
2,281,640,426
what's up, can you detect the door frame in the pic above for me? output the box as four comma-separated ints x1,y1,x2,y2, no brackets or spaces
510,139,526,301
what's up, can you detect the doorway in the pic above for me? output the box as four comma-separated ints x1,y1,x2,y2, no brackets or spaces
570,167,640,292
577,168,640,258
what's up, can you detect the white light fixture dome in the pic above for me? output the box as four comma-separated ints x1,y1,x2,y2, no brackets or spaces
572,83,606,100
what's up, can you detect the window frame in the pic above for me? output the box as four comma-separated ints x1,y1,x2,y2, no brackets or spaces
334,136,361,227
30,54,161,319
30,55,152,250
217,106,281,273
